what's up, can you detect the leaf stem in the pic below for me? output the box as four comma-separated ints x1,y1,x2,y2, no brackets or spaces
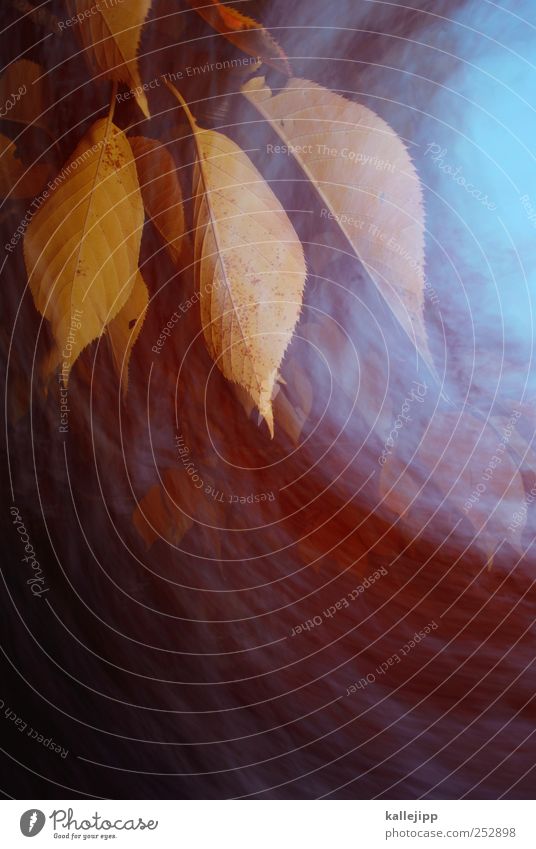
108,80,118,125
162,77,197,131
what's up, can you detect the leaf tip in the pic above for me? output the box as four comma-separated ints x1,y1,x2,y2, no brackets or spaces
264,406,275,439
135,90,151,119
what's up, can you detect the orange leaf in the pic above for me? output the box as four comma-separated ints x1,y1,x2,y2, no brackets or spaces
128,136,185,264
186,0,291,75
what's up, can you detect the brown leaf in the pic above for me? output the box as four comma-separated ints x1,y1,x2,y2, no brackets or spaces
0,133,51,198
133,470,194,548
167,80,306,437
128,136,185,264
185,0,290,75
69,0,152,118
24,117,144,382
232,365,309,442
133,466,224,549
8,1,60,36
107,270,149,397
243,76,434,373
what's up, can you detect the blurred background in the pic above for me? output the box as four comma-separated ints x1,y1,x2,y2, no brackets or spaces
2,0,536,799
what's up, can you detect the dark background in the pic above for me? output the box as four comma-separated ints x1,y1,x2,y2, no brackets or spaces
2,0,536,799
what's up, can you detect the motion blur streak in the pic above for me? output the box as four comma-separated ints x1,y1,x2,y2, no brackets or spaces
2,0,536,800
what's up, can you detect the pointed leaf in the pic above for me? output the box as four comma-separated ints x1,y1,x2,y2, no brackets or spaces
69,0,152,118
128,136,185,263
107,270,149,396
243,76,433,372
167,81,306,436
24,117,144,381
185,0,290,75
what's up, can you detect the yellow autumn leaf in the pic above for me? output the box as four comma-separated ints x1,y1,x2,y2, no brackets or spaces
167,81,306,437
0,133,51,198
243,76,434,373
24,117,144,382
0,60,50,134
128,136,185,264
69,0,152,118
107,269,149,397
233,361,308,442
